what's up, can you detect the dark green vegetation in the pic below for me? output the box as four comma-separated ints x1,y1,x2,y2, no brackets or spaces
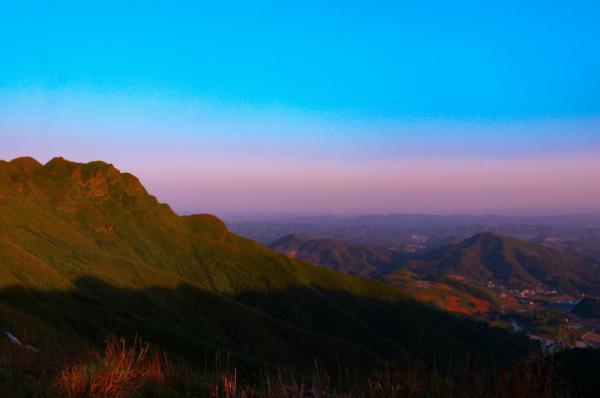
268,234,400,277
572,297,600,319
550,348,600,398
0,157,533,376
386,232,600,294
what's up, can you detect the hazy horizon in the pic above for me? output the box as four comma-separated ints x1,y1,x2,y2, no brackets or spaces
3,152,599,217
2,1,599,215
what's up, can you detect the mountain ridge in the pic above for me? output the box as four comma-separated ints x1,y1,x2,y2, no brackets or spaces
0,156,532,369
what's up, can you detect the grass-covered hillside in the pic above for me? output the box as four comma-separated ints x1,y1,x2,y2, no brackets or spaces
0,157,532,372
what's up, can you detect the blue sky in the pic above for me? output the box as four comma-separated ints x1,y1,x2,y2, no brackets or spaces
2,0,599,118
1,1,599,214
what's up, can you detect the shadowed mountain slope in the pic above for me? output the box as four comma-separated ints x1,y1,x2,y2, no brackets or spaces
0,157,532,369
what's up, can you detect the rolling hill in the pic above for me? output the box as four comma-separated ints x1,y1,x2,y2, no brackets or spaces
0,157,533,371
268,233,399,277
385,232,600,294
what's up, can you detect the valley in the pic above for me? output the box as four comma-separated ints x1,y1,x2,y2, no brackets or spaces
234,217,600,356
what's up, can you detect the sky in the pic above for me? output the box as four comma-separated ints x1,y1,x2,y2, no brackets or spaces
1,0,599,216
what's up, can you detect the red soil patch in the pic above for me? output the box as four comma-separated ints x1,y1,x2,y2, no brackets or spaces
467,295,490,313
444,295,472,315
411,283,489,315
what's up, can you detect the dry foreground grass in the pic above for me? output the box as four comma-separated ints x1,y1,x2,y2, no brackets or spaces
0,333,587,398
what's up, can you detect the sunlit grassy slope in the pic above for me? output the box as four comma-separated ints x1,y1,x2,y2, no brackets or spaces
0,157,532,370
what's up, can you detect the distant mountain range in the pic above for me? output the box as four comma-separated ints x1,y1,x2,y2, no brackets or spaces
0,157,531,370
266,228,600,295
228,215,600,257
